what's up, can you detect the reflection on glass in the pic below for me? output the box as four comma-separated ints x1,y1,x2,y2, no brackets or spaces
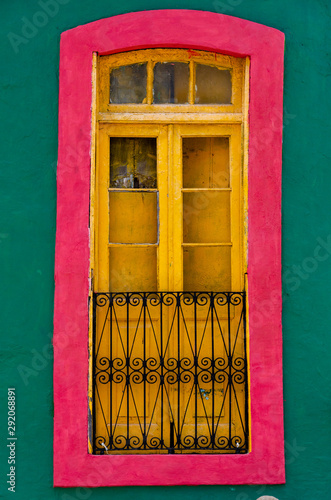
183,137,230,188
153,62,189,104
110,63,147,104
195,64,232,104
110,138,157,188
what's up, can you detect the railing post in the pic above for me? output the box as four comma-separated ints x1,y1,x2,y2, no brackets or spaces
92,293,97,454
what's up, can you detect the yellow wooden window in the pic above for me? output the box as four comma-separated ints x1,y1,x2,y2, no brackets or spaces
92,49,248,455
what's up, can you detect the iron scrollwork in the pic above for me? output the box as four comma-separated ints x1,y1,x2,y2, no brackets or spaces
93,291,248,454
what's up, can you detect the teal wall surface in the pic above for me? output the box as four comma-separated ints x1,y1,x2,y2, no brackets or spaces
1,0,330,499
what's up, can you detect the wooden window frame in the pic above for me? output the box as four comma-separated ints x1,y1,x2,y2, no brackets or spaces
96,120,243,292
98,48,244,114
54,10,285,486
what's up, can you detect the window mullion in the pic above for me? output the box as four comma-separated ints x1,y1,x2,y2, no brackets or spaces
96,125,110,292
147,60,154,105
229,126,243,291
171,125,183,291
189,60,195,105
157,125,169,291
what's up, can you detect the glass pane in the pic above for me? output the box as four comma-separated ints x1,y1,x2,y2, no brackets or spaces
109,247,157,292
183,137,229,188
110,63,147,104
153,62,189,104
109,192,157,244
195,64,232,104
110,138,157,188
183,192,230,243
183,246,231,291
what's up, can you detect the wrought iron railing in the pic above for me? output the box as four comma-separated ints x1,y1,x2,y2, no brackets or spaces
92,291,248,454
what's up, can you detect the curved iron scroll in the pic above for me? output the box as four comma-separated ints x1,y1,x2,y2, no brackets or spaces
93,292,248,454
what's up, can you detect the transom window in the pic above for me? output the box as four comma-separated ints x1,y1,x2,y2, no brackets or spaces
92,49,248,455
98,49,244,111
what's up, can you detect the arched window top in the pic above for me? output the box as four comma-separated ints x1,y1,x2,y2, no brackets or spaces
98,49,244,109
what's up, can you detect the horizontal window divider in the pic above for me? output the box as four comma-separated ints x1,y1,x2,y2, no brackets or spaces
108,243,158,247
98,112,243,123
108,188,158,192
182,188,232,192
182,242,232,247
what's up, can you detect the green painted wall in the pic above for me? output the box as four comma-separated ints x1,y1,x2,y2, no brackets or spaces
0,0,330,498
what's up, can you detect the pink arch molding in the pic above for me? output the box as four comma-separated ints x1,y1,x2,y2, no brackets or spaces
54,10,285,486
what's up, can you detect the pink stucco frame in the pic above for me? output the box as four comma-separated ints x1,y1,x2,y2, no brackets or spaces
54,10,284,487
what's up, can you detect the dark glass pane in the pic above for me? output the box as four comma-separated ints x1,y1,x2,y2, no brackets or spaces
109,138,157,188
110,63,147,104
153,62,189,104
195,64,232,104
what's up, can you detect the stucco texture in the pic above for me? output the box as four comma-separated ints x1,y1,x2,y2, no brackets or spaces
0,0,330,499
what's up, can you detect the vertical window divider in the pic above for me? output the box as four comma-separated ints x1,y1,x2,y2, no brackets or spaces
189,60,195,105
172,125,183,291
147,60,154,104
157,126,169,291
167,124,175,291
